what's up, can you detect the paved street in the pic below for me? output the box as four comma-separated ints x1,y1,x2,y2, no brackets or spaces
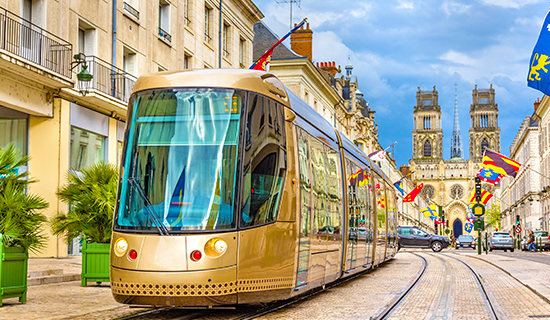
2,249,550,319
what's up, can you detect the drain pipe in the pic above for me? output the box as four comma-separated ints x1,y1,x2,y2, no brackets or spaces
112,0,117,96
218,0,222,68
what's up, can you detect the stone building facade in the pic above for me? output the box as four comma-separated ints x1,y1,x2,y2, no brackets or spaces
409,85,500,237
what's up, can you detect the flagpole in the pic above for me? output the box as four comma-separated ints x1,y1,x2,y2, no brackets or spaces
250,17,307,70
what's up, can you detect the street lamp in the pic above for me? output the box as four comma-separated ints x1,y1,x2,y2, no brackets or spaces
71,53,93,96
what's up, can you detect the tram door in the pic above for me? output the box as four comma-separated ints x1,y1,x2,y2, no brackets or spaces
364,171,375,266
373,173,388,265
308,137,329,283
344,158,366,271
385,182,397,256
295,127,311,288
324,147,343,283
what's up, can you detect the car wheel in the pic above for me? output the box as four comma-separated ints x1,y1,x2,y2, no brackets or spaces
473,246,476,250
455,246,459,250
504,249,507,252
431,241,443,252
511,248,514,252
489,247,493,252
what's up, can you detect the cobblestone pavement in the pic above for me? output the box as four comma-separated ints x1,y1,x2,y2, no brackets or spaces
2,250,550,319
259,252,423,319
456,253,550,320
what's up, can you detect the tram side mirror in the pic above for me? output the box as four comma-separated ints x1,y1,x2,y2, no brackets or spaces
285,107,296,122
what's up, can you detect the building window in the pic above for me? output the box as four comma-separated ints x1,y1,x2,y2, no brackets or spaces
123,47,136,76
423,116,431,130
70,127,106,171
78,20,96,56
239,38,246,68
184,0,190,26
422,100,433,106
184,54,191,69
0,106,28,156
123,0,140,20
423,140,432,157
204,6,212,44
223,23,230,58
481,138,489,155
479,97,490,104
159,0,171,42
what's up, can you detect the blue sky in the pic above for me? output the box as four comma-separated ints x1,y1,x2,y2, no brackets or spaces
251,0,547,167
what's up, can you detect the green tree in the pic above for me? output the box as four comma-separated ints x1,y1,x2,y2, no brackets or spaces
0,144,49,252
484,202,501,230
51,162,118,244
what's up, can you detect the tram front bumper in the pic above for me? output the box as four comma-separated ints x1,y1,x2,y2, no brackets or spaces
111,265,237,306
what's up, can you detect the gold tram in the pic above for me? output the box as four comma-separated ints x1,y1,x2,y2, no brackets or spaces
110,69,398,307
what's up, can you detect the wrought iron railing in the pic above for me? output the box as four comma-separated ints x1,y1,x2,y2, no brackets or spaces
158,27,171,42
76,55,137,103
123,2,139,20
0,8,72,78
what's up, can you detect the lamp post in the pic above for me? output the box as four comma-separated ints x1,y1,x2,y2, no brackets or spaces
71,53,93,96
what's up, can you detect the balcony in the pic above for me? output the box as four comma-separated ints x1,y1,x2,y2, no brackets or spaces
0,8,72,80
123,2,139,21
75,55,136,103
158,27,171,43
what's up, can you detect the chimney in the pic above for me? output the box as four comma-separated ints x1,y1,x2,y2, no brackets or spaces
290,22,313,61
535,97,541,111
317,60,341,77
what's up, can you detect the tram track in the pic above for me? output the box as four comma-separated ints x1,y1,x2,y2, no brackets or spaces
376,251,501,320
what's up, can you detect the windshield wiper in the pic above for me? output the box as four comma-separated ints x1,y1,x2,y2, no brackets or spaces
128,177,170,236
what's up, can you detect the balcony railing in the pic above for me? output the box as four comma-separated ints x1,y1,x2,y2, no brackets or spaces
123,2,139,20
0,8,72,78
76,55,137,103
158,27,171,42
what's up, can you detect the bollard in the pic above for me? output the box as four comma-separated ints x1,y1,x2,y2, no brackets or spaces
539,237,542,253
485,232,488,254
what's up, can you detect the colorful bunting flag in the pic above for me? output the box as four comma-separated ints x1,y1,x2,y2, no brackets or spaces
468,188,493,205
481,150,521,178
476,166,503,185
394,179,405,196
421,204,438,219
528,10,550,96
403,183,423,203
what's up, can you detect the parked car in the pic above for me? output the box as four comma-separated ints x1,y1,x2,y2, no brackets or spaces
488,231,514,252
455,235,476,250
397,225,450,252
521,231,550,251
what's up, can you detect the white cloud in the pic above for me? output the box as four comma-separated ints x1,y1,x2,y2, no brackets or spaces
441,1,471,15
397,1,415,9
480,0,540,9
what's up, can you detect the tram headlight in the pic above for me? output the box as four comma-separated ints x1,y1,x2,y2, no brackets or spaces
114,238,128,257
204,238,228,258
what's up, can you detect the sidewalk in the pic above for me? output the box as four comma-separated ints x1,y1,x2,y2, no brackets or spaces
0,256,148,320
456,251,550,303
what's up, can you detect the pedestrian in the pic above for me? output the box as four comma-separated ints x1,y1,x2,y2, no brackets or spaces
528,230,536,252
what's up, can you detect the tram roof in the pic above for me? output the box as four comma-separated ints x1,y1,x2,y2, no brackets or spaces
131,69,289,106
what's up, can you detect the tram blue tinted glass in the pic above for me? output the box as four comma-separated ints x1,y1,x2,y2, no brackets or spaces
116,89,242,231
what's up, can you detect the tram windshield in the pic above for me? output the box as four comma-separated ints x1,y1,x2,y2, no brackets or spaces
115,88,243,232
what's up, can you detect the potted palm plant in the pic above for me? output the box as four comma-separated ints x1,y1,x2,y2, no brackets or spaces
0,144,48,306
51,162,118,287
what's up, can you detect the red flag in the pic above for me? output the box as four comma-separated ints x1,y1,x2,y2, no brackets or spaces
251,48,273,71
250,18,307,70
403,183,423,203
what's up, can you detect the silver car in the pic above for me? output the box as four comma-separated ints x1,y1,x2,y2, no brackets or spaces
488,231,514,252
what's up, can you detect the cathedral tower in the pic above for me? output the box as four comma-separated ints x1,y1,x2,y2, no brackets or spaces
450,84,463,159
469,84,501,162
412,86,444,162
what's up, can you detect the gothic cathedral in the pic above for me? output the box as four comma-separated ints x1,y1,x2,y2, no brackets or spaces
409,85,500,237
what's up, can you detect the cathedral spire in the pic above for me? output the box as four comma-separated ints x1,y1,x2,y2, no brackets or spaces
451,83,463,158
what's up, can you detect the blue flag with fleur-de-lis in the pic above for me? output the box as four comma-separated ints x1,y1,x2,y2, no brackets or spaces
528,10,550,95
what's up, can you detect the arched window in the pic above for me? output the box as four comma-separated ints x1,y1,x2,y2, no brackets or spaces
423,140,432,157
481,138,489,155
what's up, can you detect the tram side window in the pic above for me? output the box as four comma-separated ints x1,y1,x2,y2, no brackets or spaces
241,93,287,227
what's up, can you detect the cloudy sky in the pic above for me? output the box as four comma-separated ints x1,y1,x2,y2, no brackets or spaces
251,0,547,167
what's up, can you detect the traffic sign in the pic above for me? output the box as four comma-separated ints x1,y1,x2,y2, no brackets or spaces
515,226,522,234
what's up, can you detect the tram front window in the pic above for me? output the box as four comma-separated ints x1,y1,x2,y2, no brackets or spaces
115,88,243,232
